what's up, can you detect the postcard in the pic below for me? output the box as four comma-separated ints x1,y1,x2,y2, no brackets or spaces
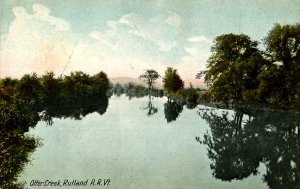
0,1,299,189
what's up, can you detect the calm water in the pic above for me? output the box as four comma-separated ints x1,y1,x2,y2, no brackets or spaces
12,95,300,189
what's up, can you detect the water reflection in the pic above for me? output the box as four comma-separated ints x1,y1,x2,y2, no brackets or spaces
0,93,108,187
164,99,184,123
197,109,300,189
111,83,164,100
2,93,299,188
143,97,158,116
39,94,109,125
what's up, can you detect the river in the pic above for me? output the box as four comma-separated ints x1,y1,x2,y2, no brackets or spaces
12,95,300,189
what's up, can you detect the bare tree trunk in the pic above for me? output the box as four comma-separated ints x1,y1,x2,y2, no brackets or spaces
149,83,153,99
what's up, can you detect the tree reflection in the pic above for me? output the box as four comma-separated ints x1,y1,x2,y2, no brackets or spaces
144,97,158,116
164,99,184,123
39,93,109,125
0,77,110,187
198,109,300,189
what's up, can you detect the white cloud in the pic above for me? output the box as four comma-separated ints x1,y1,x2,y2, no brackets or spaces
158,41,177,52
188,36,210,43
177,43,211,81
184,47,198,57
1,4,73,78
1,4,210,82
85,13,176,77
115,12,179,52
31,4,70,32
89,31,115,49
183,45,210,62
165,13,181,27
32,4,50,15
118,13,137,28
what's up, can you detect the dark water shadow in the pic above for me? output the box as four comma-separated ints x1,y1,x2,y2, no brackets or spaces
39,93,109,125
0,92,109,187
142,96,158,116
197,108,300,189
163,99,184,123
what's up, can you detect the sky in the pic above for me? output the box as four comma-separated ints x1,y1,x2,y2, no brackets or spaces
0,0,299,82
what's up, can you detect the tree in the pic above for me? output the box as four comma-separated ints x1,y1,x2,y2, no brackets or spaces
197,34,262,102
17,73,42,101
41,71,61,99
263,23,300,102
163,67,184,95
0,129,39,189
0,96,40,188
0,77,18,89
139,69,160,97
0,96,38,132
0,77,18,95
186,83,198,108
92,71,111,94
112,83,125,96
62,71,92,96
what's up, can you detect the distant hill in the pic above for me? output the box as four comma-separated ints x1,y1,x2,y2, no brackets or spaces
109,77,146,86
109,77,207,89
109,77,163,88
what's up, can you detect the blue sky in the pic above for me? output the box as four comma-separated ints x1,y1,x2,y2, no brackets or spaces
0,0,299,82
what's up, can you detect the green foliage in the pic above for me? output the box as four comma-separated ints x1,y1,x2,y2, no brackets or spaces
139,69,160,96
0,93,41,188
199,91,213,102
92,71,111,93
0,71,112,188
163,67,184,95
0,78,18,93
111,82,163,98
201,33,261,102
263,23,300,102
0,129,40,189
139,70,160,86
186,84,198,102
40,71,62,99
111,83,125,96
125,82,147,98
0,70,112,126
265,24,300,64
173,84,198,101
62,71,92,95
0,95,38,132
1,71,111,99
17,73,43,101
198,23,300,107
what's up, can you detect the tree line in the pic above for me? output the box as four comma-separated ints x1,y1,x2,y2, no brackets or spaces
137,68,200,105
197,23,300,108
2,23,299,112
111,82,164,98
0,71,111,101
0,71,111,130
